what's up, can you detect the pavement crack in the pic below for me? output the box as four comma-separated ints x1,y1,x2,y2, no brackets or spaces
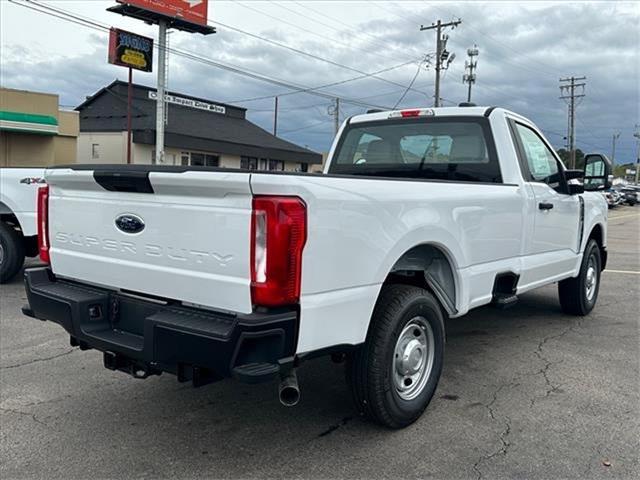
529,320,581,408
472,384,514,479
317,416,353,438
1,349,76,370
0,406,55,430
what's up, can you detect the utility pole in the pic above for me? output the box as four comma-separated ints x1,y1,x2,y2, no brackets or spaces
155,19,168,165
559,76,586,169
611,132,620,163
634,124,640,184
421,18,462,107
273,96,278,135
463,45,479,103
328,98,340,135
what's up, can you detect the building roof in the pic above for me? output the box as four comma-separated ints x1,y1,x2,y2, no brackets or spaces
76,80,321,164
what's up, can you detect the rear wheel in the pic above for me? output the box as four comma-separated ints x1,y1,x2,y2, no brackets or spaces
346,285,445,428
0,222,25,283
558,239,601,315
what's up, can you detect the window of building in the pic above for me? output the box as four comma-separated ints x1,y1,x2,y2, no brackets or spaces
241,156,259,170
299,163,309,173
91,143,99,159
179,151,220,167
205,154,220,167
240,157,283,171
269,160,284,171
191,153,205,166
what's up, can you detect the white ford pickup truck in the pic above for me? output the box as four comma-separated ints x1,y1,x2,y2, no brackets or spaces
22,106,611,428
0,168,46,282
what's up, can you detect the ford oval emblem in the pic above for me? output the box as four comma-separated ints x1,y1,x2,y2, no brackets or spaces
115,214,145,234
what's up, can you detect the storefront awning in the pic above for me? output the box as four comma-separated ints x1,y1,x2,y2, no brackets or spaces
0,110,58,135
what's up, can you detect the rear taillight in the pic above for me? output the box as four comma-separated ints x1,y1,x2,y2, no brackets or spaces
37,185,50,264
250,196,307,307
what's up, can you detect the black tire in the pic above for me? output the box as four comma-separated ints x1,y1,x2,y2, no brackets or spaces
346,285,445,429
558,239,601,316
0,222,25,284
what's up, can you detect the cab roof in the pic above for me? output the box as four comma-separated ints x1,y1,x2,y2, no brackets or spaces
348,106,520,124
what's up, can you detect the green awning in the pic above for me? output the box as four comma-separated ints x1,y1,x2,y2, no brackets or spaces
0,110,59,135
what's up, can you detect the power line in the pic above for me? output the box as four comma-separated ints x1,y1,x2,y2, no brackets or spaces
380,2,562,81
232,0,425,72
393,59,425,109
18,0,426,109
18,0,438,113
286,0,426,62
222,1,433,97
267,0,420,64
228,58,422,103
12,0,399,111
279,119,332,135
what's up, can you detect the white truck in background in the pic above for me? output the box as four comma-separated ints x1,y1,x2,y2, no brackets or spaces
0,168,45,282
22,106,612,428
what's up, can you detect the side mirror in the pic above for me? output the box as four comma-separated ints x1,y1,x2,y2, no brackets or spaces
583,154,613,191
564,169,584,194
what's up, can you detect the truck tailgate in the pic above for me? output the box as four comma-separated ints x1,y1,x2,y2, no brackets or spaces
46,168,253,314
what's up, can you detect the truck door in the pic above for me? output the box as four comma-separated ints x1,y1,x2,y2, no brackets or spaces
510,122,581,279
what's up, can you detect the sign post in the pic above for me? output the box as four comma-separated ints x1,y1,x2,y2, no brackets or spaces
108,27,154,163
108,0,215,165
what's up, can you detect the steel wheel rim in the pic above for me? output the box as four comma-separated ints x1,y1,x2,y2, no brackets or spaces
585,254,598,302
392,316,435,401
0,243,4,265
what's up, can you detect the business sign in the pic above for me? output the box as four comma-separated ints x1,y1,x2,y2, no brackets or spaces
148,91,226,114
108,28,153,72
116,0,209,27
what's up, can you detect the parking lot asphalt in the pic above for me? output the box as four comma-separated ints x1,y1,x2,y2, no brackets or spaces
1,207,638,480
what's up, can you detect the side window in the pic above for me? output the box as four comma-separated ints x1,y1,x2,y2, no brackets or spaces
514,124,559,183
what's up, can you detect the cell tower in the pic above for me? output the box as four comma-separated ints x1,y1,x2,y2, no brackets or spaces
463,45,479,103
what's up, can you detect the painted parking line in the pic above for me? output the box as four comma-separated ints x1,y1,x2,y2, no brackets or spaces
603,269,640,275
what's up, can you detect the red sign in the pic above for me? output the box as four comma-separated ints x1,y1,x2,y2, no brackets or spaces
117,0,208,27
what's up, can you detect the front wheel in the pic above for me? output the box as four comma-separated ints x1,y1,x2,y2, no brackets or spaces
346,285,445,429
0,222,25,283
558,239,601,315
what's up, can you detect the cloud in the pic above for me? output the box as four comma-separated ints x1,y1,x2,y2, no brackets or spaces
1,1,638,160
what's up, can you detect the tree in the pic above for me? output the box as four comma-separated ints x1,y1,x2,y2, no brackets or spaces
613,163,635,177
556,148,585,169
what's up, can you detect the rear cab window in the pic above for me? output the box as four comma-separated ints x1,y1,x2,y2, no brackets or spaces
329,117,502,183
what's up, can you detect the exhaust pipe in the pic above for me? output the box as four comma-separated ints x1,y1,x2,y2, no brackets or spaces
279,369,300,407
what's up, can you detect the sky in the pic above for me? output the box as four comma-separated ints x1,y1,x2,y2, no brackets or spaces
1,0,639,162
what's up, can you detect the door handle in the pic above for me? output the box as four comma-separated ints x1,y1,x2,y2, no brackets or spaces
538,202,554,210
